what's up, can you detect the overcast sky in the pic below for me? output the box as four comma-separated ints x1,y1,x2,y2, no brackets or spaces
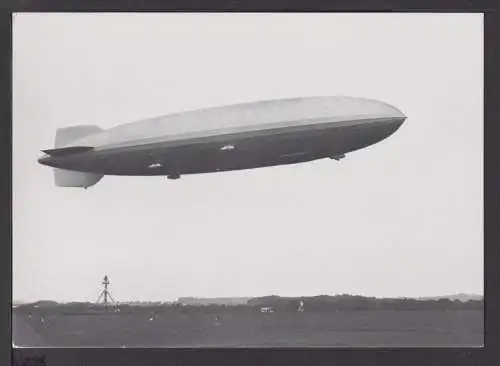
13,13,483,303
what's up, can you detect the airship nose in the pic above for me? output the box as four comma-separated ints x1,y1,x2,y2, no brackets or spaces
370,99,407,129
393,115,407,126
382,115,407,139
372,99,406,120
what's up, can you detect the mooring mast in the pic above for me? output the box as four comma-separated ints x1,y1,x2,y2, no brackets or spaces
96,275,115,307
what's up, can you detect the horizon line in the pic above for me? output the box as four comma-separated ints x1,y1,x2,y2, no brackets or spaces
12,292,484,305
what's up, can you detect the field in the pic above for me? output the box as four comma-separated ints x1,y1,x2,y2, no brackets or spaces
13,308,483,348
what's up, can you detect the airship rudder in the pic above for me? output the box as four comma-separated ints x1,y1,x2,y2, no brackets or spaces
48,125,105,188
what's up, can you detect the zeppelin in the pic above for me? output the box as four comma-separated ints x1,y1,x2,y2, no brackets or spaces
38,96,407,188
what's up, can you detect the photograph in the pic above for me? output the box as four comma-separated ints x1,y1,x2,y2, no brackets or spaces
12,12,483,348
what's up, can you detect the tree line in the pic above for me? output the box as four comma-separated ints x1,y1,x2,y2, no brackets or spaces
15,294,483,314
248,295,483,311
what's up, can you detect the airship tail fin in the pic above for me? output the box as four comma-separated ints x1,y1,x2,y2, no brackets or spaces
53,168,103,188
55,125,103,148
51,125,104,188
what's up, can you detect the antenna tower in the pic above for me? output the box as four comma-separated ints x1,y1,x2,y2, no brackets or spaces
96,275,115,307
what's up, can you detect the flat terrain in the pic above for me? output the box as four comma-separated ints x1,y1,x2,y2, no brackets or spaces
13,309,483,348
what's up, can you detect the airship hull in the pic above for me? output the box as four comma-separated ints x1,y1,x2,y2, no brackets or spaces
38,96,407,186
40,116,403,176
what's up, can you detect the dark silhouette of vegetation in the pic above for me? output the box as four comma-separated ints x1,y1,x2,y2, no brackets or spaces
14,294,483,315
248,295,483,311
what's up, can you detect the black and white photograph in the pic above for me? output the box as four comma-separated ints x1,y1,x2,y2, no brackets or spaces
12,12,483,348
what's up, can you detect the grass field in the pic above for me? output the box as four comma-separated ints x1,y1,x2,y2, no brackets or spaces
13,309,483,348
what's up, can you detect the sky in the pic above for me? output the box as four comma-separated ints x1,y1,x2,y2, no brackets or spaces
13,13,483,303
